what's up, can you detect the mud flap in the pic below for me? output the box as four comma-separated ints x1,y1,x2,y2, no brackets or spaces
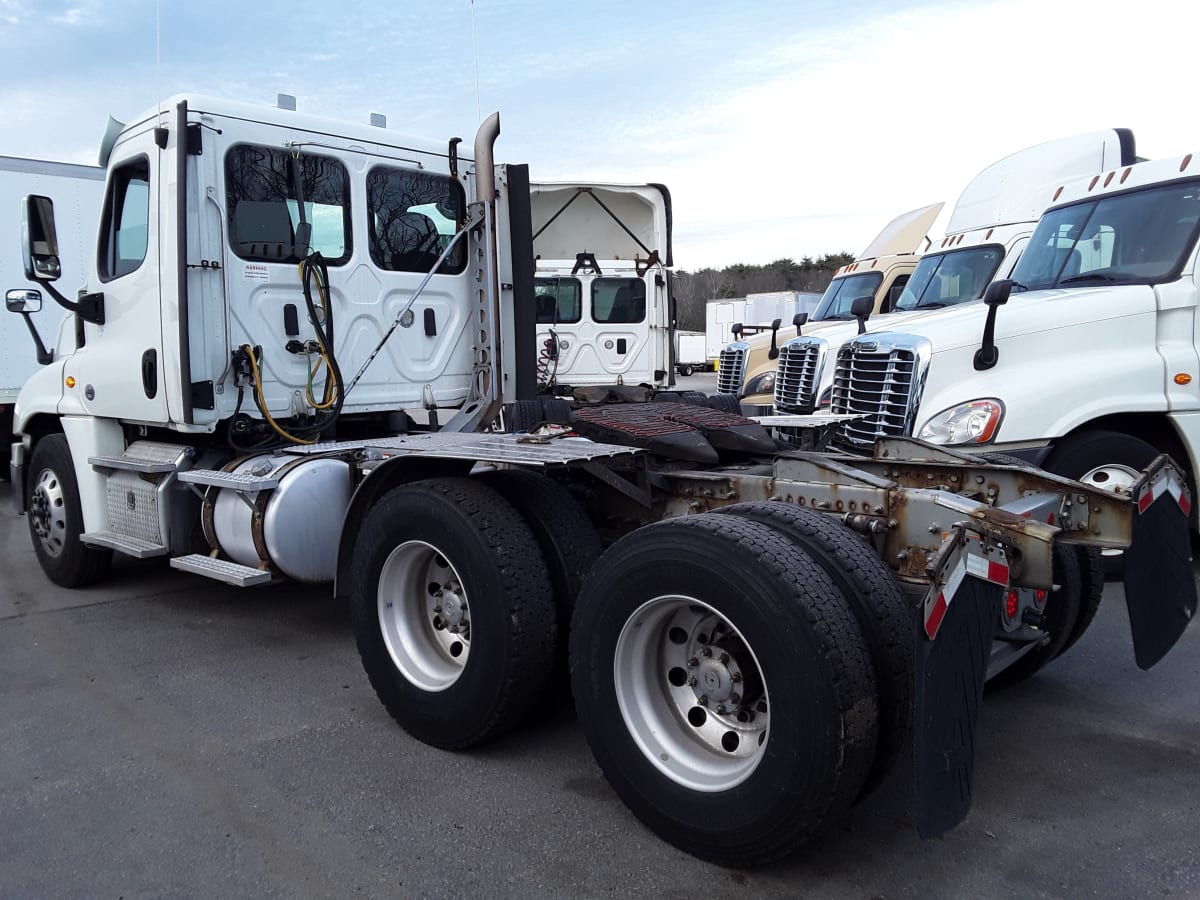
915,536,1006,838
1125,466,1198,670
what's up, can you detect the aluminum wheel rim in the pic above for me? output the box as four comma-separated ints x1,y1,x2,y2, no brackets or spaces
1079,462,1141,558
614,595,769,792
30,466,68,558
377,540,471,692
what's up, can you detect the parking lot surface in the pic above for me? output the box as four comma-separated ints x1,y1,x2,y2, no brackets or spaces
1,479,1198,898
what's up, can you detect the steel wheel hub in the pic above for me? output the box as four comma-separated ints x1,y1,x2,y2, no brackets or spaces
378,541,471,692
614,595,769,792
30,467,67,558
1079,461,1141,557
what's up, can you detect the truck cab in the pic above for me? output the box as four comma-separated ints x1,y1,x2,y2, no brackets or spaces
773,129,1137,416
717,203,942,412
529,182,672,390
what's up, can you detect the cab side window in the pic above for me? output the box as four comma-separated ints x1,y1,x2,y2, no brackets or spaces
367,166,466,274
98,157,150,281
225,145,351,264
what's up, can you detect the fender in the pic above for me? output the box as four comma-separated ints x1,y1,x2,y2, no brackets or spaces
332,454,474,600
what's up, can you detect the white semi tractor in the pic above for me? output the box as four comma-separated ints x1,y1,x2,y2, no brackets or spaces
5,94,1195,868
0,156,104,470
830,148,1200,543
530,182,674,390
773,129,1137,418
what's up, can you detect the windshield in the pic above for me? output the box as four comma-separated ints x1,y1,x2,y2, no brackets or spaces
1010,179,1200,292
894,245,1005,311
811,271,884,320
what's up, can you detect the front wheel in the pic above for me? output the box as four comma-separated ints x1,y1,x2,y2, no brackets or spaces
1045,430,1163,578
27,433,111,588
570,513,878,866
349,477,557,749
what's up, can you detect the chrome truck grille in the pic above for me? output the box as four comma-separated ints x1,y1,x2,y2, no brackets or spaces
830,334,931,449
773,336,828,414
717,342,749,395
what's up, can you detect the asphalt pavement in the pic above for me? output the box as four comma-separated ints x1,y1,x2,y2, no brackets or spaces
1,478,1198,899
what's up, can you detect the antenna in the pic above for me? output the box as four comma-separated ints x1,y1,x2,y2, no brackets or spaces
469,0,482,124
155,0,162,120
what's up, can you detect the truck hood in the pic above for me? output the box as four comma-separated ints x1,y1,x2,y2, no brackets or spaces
865,284,1159,354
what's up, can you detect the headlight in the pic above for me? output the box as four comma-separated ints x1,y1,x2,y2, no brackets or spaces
919,399,1004,445
742,371,776,396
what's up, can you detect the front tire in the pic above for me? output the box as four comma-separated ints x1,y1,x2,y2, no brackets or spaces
570,513,878,866
349,477,557,749
27,434,111,588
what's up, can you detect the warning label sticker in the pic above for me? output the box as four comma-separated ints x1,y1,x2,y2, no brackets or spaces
244,263,270,282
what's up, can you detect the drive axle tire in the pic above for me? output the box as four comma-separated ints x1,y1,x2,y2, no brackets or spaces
477,469,602,685
569,513,878,867
706,393,743,415
349,477,557,749
27,434,112,588
720,501,912,799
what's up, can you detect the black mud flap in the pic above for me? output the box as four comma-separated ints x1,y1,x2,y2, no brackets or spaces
914,576,1002,838
1124,466,1198,670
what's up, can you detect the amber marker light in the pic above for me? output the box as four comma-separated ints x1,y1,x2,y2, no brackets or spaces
65,376,76,388
1175,373,1192,385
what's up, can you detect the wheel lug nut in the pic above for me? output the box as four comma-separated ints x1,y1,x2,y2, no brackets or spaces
687,676,697,687
716,704,727,715
687,657,698,667
730,692,741,705
701,647,713,658
698,695,709,706
719,652,729,664
731,672,742,683
433,605,442,613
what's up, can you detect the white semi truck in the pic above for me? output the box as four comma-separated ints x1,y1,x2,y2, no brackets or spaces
0,156,104,470
5,94,1195,868
830,149,1200,537
530,182,673,390
773,130,1137,417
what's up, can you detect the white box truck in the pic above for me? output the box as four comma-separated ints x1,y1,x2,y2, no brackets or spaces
4,94,1193,870
705,296,745,366
0,156,104,468
673,329,707,375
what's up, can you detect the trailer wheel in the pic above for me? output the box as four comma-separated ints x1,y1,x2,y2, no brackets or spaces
987,545,1083,690
477,469,602,686
719,501,912,800
679,364,694,377
27,434,112,588
1045,430,1163,578
570,513,878,866
349,477,556,749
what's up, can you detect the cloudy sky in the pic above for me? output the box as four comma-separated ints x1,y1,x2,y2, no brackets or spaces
1,0,1195,268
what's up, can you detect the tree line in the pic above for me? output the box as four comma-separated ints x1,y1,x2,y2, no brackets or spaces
671,253,855,332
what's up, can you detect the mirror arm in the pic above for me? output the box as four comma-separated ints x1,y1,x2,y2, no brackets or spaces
974,307,999,370
767,317,782,361
42,281,105,325
19,312,54,365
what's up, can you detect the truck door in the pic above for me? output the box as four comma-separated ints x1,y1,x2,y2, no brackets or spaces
63,143,169,423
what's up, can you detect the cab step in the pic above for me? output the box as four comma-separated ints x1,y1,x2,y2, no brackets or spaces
169,554,274,587
177,469,281,492
80,531,169,558
89,440,194,474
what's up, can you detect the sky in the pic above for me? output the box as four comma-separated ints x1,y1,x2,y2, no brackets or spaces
1,0,1197,270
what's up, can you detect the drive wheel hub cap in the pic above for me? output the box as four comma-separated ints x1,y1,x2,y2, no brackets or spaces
377,541,471,692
